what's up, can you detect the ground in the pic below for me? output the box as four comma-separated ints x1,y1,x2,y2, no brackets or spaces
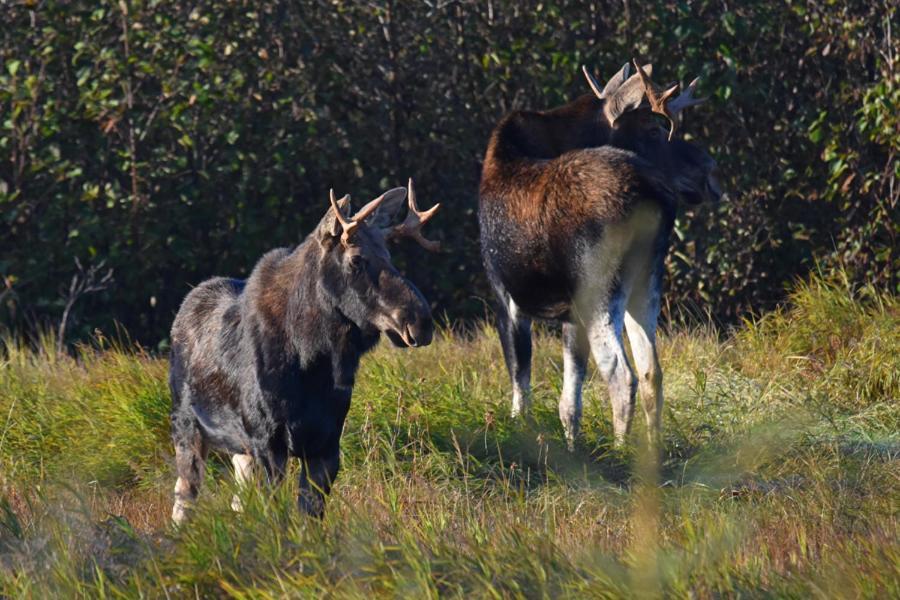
0,273,897,597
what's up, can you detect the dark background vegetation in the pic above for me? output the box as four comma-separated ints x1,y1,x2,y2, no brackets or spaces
1,0,897,348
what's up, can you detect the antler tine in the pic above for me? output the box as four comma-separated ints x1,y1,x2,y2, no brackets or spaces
667,76,707,115
387,178,441,252
407,178,440,224
582,65,604,99
328,187,394,246
632,58,680,140
350,190,390,225
329,189,358,245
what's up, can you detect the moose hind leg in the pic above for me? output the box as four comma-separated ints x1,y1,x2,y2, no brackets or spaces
559,322,589,451
588,308,636,446
625,302,663,444
496,295,533,417
171,420,208,524
230,453,254,512
298,454,340,518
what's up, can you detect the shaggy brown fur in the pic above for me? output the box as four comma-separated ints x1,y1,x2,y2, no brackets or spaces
478,65,721,446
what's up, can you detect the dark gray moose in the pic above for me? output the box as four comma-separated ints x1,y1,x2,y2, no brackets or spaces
169,180,439,523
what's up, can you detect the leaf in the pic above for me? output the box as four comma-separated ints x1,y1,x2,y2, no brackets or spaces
808,127,822,143
840,173,856,193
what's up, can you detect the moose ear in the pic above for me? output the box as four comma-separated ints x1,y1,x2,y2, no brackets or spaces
317,193,351,240
602,65,652,125
365,187,407,230
601,62,632,97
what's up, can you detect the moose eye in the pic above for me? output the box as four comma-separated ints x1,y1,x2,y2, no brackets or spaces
349,254,366,271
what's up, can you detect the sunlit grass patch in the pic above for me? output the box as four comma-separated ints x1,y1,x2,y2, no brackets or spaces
0,336,170,489
0,271,897,597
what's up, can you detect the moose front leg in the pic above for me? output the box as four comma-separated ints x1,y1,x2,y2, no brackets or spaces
496,295,533,418
298,454,340,518
559,322,589,451
258,443,288,487
171,419,208,525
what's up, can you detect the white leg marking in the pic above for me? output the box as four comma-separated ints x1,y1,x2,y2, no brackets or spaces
511,379,531,418
574,200,662,445
572,225,636,446
507,297,532,418
587,310,635,446
619,203,664,442
172,477,192,524
559,324,587,450
231,453,254,512
625,299,663,441
507,296,520,322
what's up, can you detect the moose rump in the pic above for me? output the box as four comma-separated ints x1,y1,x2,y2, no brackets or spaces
481,147,678,442
482,148,674,319
479,59,721,449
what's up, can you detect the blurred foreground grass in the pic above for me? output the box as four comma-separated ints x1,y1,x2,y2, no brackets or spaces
0,271,897,597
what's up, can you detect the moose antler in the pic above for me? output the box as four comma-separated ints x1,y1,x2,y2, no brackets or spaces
329,188,392,246
632,58,707,141
329,189,357,245
582,65,606,98
667,76,706,116
632,59,679,140
386,178,441,252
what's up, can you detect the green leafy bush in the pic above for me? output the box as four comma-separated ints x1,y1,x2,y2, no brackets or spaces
1,1,896,346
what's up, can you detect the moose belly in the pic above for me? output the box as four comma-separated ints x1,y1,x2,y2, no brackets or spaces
491,200,665,322
485,240,575,320
503,269,573,320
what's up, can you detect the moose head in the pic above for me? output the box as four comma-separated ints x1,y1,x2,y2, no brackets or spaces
316,179,440,348
583,59,722,205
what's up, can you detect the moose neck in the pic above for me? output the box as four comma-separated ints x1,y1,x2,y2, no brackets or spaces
284,241,379,374
242,239,378,386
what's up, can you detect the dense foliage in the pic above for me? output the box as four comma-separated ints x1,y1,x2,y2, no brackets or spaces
2,0,897,345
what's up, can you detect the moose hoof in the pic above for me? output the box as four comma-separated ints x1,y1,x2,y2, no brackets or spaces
171,500,191,525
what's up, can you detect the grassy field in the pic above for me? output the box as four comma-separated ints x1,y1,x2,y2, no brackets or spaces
0,272,898,598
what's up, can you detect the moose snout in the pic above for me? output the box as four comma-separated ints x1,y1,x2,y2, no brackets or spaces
390,303,433,347
375,271,435,347
405,311,434,347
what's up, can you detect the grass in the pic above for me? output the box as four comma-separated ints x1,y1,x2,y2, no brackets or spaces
0,271,897,597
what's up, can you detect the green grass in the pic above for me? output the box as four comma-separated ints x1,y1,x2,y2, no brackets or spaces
0,272,897,598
